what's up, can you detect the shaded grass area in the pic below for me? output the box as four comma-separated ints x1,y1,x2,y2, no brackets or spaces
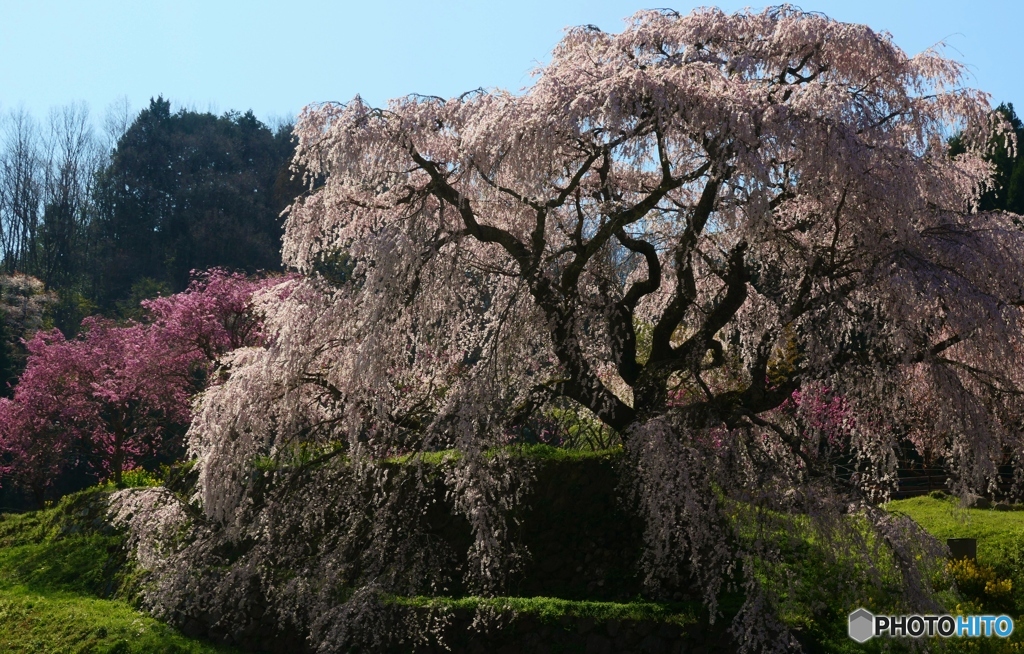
388,594,700,626
889,496,1024,629
0,488,234,654
718,496,1024,653
6,471,1024,653
378,493,1024,654
725,506,902,653
255,442,626,471
873,496,1024,654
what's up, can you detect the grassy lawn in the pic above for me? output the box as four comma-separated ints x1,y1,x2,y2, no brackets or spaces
0,585,230,654
886,495,1024,566
879,496,1024,653
0,489,233,654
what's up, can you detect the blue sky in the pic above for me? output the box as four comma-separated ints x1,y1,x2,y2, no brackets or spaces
1,1,1021,124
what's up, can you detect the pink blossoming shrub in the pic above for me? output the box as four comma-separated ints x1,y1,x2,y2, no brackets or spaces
143,268,274,362
0,269,271,499
781,386,853,448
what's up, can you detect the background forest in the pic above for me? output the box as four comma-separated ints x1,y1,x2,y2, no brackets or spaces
0,97,299,509
0,97,300,385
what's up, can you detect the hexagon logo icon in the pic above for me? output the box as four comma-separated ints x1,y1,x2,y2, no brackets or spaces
849,608,875,643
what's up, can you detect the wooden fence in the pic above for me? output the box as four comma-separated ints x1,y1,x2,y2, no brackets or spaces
893,468,1017,499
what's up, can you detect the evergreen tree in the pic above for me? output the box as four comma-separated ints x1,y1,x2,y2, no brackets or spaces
951,102,1024,213
90,98,296,308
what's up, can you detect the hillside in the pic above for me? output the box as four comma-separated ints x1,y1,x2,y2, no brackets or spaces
4,462,1024,652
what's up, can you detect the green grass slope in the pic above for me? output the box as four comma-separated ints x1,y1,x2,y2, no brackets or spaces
6,474,1024,653
886,494,1024,565
0,488,234,654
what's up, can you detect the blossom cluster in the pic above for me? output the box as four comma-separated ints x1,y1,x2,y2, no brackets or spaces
114,6,1024,652
0,269,271,499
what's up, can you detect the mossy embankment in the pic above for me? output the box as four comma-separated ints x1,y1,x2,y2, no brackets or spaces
0,487,235,653
6,455,1024,652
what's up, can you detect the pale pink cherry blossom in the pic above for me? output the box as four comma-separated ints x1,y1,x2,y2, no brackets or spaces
151,7,1024,650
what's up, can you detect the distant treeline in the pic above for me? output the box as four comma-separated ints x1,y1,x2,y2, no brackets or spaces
952,102,1024,214
0,96,301,333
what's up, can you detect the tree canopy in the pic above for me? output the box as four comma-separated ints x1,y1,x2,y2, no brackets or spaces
90,98,298,307
952,102,1024,214
114,7,1024,650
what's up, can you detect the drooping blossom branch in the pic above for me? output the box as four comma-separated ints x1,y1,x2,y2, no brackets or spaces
174,7,1024,650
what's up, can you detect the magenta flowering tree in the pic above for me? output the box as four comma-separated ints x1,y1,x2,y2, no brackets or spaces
0,270,270,498
87,320,204,482
0,320,194,493
0,393,77,507
143,268,274,363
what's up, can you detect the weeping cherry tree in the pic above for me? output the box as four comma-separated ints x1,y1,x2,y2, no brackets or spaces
146,7,1024,651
